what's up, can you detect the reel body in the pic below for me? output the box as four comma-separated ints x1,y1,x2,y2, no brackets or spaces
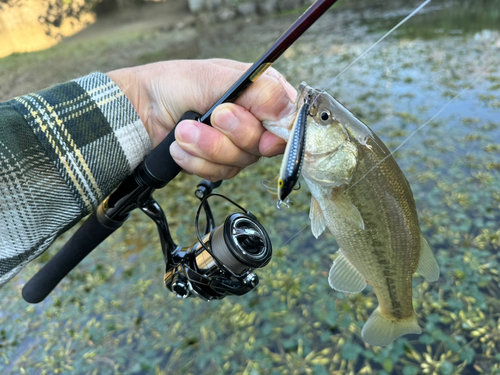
140,181,272,301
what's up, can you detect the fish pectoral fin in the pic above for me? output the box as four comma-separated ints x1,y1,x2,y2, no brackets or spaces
310,197,326,238
331,195,365,230
416,234,440,282
328,250,367,293
361,307,421,347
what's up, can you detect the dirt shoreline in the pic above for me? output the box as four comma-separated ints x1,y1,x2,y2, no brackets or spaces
64,0,194,45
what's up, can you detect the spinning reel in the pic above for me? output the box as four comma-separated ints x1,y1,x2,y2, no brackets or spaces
149,180,272,300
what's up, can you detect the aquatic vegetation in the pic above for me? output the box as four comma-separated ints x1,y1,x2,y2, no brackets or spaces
1,0,500,374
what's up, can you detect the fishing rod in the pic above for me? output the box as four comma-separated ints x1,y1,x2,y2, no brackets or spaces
22,0,340,304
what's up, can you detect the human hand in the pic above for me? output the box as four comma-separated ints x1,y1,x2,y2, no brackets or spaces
107,59,297,181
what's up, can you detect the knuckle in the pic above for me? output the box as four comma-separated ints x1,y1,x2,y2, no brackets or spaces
196,64,227,112
248,155,260,166
206,173,220,183
264,67,282,81
239,134,259,152
208,135,227,162
205,166,240,182
178,155,196,174
239,154,259,167
201,163,223,182
253,77,287,110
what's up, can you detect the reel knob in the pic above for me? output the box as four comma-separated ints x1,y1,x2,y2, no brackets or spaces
171,276,191,299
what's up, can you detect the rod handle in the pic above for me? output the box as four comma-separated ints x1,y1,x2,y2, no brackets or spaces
22,211,123,303
137,111,201,189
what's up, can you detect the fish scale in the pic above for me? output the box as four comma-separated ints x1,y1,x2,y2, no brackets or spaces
341,138,420,320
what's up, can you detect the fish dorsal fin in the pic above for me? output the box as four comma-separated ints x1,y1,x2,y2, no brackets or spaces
416,234,440,282
328,250,367,293
262,174,279,195
310,197,326,238
331,195,365,230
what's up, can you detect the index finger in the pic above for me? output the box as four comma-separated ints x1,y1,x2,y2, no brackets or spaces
235,73,297,123
211,102,286,157
206,59,297,101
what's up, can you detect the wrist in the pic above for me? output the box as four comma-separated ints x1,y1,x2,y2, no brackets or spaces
106,67,154,143
107,64,177,148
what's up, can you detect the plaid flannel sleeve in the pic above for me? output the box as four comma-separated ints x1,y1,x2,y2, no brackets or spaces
0,72,151,286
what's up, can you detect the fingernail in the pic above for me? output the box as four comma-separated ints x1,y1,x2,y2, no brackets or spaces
213,108,238,132
170,141,187,161
177,121,200,144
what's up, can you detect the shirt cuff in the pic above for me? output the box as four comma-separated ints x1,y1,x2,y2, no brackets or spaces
9,72,152,216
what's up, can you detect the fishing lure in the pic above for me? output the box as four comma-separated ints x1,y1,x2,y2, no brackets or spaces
276,93,311,206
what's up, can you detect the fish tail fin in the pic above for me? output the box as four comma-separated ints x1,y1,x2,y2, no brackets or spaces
361,307,421,346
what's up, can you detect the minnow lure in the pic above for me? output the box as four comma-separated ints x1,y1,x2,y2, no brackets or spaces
277,93,311,206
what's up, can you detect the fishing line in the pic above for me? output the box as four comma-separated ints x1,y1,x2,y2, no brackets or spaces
311,0,432,106
343,58,497,194
280,0,433,244
274,1,432,245
279,224,309,250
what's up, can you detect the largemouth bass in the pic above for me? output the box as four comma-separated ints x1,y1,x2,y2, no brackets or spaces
263,83,439,346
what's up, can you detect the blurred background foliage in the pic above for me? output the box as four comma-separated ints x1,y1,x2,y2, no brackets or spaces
1,0,500,374
0,0,152,58
0,0,146,20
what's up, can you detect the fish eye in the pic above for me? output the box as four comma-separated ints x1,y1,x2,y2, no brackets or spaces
318,109,332,125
